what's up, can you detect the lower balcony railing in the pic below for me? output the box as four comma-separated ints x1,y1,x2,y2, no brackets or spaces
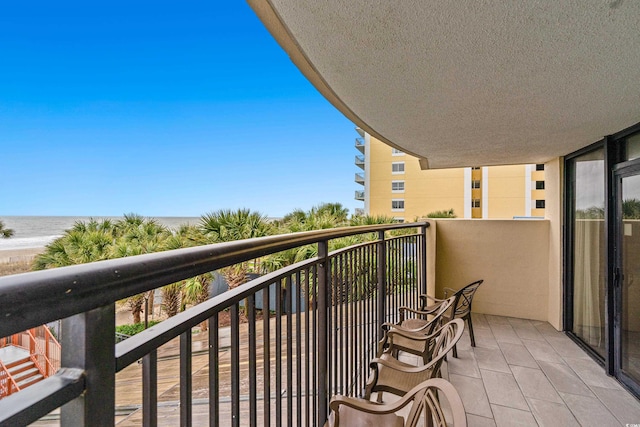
0,222,428,426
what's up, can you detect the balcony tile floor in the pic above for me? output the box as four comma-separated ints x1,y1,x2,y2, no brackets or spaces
432,313,640,426
31,314,640,426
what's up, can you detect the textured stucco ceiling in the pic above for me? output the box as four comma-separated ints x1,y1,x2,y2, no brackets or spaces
249,0,640,168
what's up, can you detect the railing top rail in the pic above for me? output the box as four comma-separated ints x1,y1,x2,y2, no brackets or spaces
0,222,428,338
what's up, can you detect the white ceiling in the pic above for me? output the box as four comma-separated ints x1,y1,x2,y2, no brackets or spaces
249,0,640,168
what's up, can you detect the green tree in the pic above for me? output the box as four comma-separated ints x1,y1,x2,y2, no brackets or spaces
182,273,213,330
32,215,174,323
425,209,457,218
200,209,272,290
623,199,640,219
0,220,15,238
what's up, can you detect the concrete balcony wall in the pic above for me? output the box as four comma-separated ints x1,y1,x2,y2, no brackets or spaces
428,218,551,322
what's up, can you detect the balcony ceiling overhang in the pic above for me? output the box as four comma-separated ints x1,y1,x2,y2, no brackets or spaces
249,1,640,168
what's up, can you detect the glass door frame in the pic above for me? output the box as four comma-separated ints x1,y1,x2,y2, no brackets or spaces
613,160,640,396
563,139,613,367
564,121,640,398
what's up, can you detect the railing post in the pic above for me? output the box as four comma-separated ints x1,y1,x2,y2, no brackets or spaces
317,239,329,425
420,224,428,296
377,230,386,341
60,305,115,426
45,330,50,377
29,328,35,355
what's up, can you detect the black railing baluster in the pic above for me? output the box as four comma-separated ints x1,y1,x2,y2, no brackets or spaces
311,265,317,427
230,304,240,427
286,275,293,426
275,279,283,425
331,253,337,396
349,249,355,395
295,270,302,427
209,314,219,427
180,330,192,427
142,350,157,427
377,231,386,341
338,254,344,395
304,267,310,427
248,295,257,427
421,225,428,296
263,285,271,427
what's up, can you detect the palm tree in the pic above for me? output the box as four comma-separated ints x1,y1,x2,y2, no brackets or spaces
200,209,272,289
0,220,15,238
33,215,174,323
162,282,183,318
182,273,212,330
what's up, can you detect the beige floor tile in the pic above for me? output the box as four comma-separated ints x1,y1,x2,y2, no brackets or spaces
490,404,537,427
591,385,640,425
449,373,493,418
511,365,563,403
474,346,511,373
538,361,594,397
481,369,528,411
489,324,522,345
527,397,580,427
564,357,623,390
560,392,622,427
499,342,538,369
521,338,565,364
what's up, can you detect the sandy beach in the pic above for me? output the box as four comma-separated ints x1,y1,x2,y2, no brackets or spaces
0,247,44,264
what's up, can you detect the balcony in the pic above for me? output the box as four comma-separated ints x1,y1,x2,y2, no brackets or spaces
355,172,364,185
355,155,365,169
355,137,364,153
354,190,364,201
2,220,640,426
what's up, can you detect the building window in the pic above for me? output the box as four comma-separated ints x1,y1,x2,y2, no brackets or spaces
536,200,545,209
393,217,405,223
471,180,481,189
471,199,481,208
391,181,405,192
391,148,405,156
535,181,545,190
391,199,405,211
392,162,405,174
536,164,545,171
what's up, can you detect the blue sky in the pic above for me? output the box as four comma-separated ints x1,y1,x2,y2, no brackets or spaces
0,2,357,217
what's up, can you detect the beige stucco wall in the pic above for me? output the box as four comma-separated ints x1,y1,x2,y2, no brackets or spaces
487,165,526,218
432,219,550,321
545,158,563,330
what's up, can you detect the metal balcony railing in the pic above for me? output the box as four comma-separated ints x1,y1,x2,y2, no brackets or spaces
355,190,365,200
355,137,364,147
355,173,365,184
355,155,365,170
0,223,428,426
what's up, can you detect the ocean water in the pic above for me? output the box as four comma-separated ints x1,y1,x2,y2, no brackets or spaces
0,216,200,251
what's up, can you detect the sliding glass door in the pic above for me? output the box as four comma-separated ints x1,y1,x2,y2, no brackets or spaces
569,147,606,357
615,166,640,392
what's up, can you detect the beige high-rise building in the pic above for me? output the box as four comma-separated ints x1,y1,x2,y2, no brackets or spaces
355,129,546,220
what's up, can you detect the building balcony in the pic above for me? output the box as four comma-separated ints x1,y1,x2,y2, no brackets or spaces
355,172,364,185
1,219,639,426
355,154,365,169
354,190,364,200
355,137,365,153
